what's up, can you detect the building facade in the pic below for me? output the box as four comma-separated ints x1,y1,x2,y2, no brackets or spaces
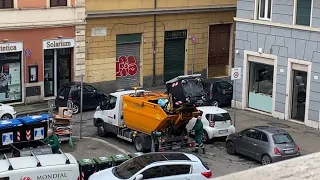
85,0,236,92
234,0,320,128
0,0,85,104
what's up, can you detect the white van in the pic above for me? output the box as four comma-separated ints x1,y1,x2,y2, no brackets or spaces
0,153,80,180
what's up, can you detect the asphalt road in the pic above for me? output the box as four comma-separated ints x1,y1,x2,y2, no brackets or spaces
70,110,260,178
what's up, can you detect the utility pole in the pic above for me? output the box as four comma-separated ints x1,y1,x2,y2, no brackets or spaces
80,74,84,139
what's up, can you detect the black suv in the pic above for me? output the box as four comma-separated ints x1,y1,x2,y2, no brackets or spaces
55,82,106,114
202,79,233,107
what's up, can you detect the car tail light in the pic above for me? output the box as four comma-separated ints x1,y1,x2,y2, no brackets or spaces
189,141,196,147
201,171,212,178
68,96,72,100
296,146,300,152
274,148,281,155
209,121,215,127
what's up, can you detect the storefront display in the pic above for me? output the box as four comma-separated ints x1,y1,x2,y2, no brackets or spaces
248,62,273,113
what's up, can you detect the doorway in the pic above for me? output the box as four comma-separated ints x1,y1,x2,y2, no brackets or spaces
290,70,307,122
208,24,231,77
44,48,72,97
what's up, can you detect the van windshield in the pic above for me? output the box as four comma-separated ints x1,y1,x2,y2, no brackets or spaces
113,157,147,179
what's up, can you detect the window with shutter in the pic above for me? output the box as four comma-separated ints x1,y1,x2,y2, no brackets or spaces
50,0,67,7
295,0,312,26
0,0,13,9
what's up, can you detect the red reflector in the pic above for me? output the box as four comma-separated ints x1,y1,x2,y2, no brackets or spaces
189,142,196,147
230,119,233,125
274,148,281,155
201,171,212,178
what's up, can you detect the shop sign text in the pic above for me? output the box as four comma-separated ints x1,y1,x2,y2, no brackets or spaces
0,42,23,53
116,55,138,77
37,172,67,180
43,39,75,50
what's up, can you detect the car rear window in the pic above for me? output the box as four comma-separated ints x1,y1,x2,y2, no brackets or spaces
272,133,293,144
205,113,231,121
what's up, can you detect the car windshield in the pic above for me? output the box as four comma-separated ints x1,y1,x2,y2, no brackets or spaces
272,133,293,144
113,156,147,179
206,113,231,121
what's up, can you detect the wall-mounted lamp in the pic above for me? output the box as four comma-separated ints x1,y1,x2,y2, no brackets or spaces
57,35,63,39
3,39,8,43
258,48,263,54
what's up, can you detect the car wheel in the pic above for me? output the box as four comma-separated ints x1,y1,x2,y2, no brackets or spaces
261,154,272,165
1,114,12,120
97,123,108,137
202,130,209,143
226,141,236,155
134,136,145,152
212,100,219,107
72,103,80,114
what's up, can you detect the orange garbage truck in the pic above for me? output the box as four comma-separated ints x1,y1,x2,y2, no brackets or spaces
93,74,206,152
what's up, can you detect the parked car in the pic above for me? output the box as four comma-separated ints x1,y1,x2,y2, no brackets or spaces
55,82,107,114
186,106,235,143
202,79,233,107
0,103,16,120
89,152,212,180
226,126,300,165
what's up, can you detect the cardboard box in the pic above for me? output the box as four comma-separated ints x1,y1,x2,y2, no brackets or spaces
58,107,73,118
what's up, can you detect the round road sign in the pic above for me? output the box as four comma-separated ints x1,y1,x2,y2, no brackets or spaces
233,71,239,79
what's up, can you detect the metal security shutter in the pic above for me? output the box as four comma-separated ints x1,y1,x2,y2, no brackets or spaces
164,38,185,82
116,43,141,90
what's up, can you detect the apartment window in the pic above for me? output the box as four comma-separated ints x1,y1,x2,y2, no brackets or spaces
257,0,272,20
50,0,67,7
295,0,312,26
0,0,13,9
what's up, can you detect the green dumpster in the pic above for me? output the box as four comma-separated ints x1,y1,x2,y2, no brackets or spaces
77,158,97,180
112,154,130,166
94,156,113,171
129,152,144,158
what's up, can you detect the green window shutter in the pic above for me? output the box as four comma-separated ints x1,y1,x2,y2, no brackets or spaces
116,34,142,44
296,0,312,26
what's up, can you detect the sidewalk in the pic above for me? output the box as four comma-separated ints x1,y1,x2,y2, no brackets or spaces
226,107,320,155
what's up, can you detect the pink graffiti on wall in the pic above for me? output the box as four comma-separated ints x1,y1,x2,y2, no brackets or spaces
116,55,139,77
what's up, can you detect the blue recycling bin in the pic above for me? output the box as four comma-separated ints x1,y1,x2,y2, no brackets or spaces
17,114,51,141
0,119,23,152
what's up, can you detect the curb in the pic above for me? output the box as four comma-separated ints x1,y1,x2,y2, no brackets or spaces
17,108,51,116
71,136,131,155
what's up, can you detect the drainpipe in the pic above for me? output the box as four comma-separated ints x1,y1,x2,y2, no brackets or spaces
152,0,157,86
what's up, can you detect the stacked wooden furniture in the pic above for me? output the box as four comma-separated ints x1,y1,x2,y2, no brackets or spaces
53,107,73,142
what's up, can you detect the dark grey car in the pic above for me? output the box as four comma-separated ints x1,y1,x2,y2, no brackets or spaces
225,126,300,165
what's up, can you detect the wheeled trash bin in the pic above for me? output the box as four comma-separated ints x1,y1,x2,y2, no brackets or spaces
112,154,130,166
78,158,97,180
0,119,23,152
17,114,51,141
94,156,113,171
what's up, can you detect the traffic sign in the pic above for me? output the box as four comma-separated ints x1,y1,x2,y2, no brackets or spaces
231,67,242,80
25,48,31,59
191,35,196,43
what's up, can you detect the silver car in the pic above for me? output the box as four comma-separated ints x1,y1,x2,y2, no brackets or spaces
225,126,300,165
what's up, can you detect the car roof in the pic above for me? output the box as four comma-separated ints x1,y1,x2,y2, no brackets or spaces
133,152,198,166
254,126,288,135
196,106,228,114
203,78,231,84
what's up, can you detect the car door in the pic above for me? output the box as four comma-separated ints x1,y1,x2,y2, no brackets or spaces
84,84,103,108
217,81,233,105
252,131,270,161
56,86,70,106
160,164,196,180
235,129,258,158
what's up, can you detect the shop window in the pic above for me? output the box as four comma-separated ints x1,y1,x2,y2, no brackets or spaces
50,0,67,7
257,0,272,20
248,62,273,113
0,0,13,9
0,52,22,103
295,0,312,26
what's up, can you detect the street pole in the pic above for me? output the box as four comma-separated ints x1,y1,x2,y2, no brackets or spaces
233,79,236,128
80,74,83,139
192,42,195,74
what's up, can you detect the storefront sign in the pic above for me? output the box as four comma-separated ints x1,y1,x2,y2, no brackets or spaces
43,38,75,50
0,42,23,53
25,48,31,59
165,30,187,40
91,27,107,36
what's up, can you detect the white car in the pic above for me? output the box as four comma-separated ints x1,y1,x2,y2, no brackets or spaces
89,152,212,180
0,103,16,120
186,106,235,142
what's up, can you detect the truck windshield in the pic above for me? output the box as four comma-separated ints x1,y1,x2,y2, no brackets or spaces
113,157,147,179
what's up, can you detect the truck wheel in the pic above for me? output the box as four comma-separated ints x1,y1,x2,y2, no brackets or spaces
97,123,108,137
134,136,145,152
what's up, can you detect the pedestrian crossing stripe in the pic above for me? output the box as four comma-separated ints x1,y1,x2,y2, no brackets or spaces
34,127,44,140
2,132,13,145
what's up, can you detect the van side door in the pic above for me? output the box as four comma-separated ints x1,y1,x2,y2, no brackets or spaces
100,95,119,134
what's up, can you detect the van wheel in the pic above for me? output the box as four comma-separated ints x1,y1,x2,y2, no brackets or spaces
1,114,12,120
97,123,108,137
134,136,145,152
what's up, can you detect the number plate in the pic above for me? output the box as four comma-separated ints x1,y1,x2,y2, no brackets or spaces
284,150,294,154
219,130,228,134
172,145,181,150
